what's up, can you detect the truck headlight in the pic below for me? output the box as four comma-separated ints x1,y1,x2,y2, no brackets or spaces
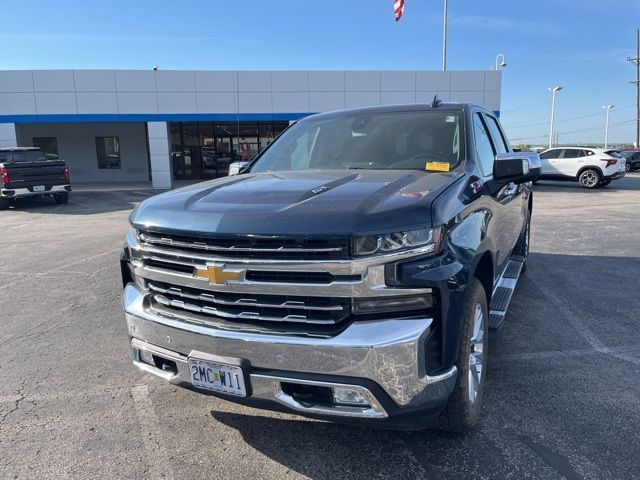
352,227,443,257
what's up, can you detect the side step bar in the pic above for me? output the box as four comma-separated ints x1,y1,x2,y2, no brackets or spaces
488,255,525,330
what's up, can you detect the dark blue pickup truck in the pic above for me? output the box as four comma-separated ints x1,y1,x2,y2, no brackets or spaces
120,103,540,432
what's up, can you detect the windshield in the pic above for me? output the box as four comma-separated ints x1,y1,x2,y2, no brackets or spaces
250,110,464,173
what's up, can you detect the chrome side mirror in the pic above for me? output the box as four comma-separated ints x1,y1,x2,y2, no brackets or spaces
228,161,250,176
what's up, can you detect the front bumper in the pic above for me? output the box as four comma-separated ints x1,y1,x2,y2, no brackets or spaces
1,184,71,198
124,283,457,426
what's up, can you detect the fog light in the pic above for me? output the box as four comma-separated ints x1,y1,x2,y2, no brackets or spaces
332,387,369,406
139,348,156,367
352,294,432,314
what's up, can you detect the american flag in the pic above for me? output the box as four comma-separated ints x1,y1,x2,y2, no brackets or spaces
393,0,405,21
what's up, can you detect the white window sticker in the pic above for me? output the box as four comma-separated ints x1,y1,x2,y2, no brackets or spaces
446,116,456,123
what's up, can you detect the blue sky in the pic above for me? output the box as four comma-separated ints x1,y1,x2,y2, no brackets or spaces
2,0,639,144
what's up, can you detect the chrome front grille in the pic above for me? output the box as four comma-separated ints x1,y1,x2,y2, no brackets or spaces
125,227,433,335
138,230,350,260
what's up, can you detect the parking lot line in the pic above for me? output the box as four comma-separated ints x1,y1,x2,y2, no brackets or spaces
529,275,640,367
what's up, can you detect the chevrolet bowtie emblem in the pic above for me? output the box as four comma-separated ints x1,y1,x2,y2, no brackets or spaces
195,264,244,285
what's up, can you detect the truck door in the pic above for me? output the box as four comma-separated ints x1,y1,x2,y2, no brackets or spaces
472,112,524,276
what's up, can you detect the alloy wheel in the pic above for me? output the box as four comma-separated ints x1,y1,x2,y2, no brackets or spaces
468,304,485,405
580,171,599,188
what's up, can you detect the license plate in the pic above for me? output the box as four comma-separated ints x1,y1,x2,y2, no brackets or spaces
188,358,247,397
33,185,45,192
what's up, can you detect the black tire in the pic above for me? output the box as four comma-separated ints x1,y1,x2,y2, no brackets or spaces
597,178,612,188
514,210,530,274
578,169,601,189
439,278,488,433
626,163,632,172
0,197,10,210
54,192,69,204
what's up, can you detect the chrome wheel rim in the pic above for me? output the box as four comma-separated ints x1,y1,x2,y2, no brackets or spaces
626,163,631,172
580,171,598,187
468,304,484,405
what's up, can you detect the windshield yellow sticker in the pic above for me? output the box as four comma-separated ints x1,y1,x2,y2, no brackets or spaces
425,162,450,172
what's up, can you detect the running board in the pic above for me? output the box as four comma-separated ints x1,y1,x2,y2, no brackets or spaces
488,255,525,331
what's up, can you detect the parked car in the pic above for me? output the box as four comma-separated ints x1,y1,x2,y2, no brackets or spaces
0,147,71,209
120,103,540,432
621,150,640,172
537,147,625,188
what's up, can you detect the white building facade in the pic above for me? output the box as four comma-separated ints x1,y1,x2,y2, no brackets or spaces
0,69,502,188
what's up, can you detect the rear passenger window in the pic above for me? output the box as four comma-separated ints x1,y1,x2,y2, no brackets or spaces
484,115,509,154
562,149,581,159
540,149,560,159
472,113,496,177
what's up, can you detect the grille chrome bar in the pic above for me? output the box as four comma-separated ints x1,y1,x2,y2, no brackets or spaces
151,293,338,325
139,232,346,254
148,283,345,312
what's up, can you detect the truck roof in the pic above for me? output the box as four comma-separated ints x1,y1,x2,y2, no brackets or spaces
300,102,490,122
0,147,41,152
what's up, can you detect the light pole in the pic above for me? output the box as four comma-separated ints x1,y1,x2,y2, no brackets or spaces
495,54,507,70
602,105,614,148
548,86,563,149
442,0,448,71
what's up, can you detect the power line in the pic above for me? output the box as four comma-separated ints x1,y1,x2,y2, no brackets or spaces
504,104,635,129
510,118,637,142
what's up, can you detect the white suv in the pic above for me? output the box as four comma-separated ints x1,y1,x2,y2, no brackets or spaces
537,147,626,189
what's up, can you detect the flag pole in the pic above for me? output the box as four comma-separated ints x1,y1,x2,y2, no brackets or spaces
442,0,448,71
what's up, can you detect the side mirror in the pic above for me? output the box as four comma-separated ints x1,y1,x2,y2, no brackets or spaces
493,152,541,184
228,161,250,176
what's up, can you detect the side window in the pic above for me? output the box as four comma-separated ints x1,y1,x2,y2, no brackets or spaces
484,115,509,154
540,149,560,159
472,113,496,177
562,149,581,159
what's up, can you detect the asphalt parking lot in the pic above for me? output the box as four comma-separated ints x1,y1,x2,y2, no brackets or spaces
1,174,639,480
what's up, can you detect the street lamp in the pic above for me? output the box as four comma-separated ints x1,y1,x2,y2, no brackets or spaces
442,0,448,71
602,105,614,148
495,54,507,70
548,86,563,149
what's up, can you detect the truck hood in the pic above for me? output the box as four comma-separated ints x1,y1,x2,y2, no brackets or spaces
130,170,460,236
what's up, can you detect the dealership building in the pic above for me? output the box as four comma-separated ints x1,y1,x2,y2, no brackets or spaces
0,69,502,189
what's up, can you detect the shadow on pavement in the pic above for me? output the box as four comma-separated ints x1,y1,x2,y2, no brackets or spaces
210,410,455,479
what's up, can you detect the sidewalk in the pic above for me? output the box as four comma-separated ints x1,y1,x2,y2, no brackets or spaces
71,180,202,192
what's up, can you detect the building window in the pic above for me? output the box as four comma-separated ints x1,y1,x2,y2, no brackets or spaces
33,137,59,160
96,136,121,169
169,121,290,180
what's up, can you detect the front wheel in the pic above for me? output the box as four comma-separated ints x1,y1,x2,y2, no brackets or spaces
439,278,488,433
626,163,631,172
578,169,601,189
0,197,10,210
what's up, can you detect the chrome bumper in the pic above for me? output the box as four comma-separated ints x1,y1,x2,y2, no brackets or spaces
124,283,457,418
1,184,70,198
